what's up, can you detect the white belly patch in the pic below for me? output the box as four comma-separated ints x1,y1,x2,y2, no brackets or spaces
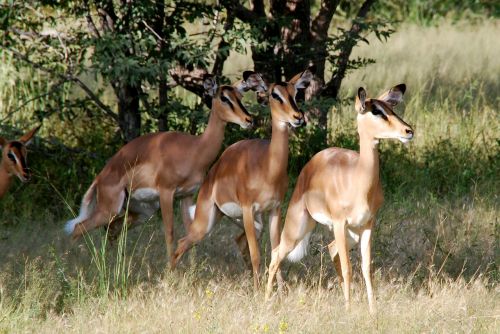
128,188,160,217
219,202,242,218
311,212,334,230
347,210,372,228
131,188,159,202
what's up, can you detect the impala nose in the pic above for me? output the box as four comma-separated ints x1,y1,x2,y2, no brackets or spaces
406,128,414,137
292,112,305,127
21,169,31,182
246,117,254,127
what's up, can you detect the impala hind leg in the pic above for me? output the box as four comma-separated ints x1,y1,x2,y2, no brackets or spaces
105,211,143,242
173,191,220,268
265,204,314,300
71,189,125,239
180,196,195,232
268,207,284,289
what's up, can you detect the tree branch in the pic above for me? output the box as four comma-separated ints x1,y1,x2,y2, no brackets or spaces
96,0,118,33
83,0,101,38
222,0,262,23
311,0,340,41
0,80,66,123
5,48,118,122
169,65,209,105
323,0,375,98
212,14,234,76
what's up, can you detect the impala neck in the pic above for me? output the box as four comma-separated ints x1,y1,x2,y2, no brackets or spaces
266,119,290,180
354,132,380,199
0,163,12,198
198,109,227,165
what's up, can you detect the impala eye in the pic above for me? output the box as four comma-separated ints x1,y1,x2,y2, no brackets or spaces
271,92,283,103
7,152,16,162
220,95,229,104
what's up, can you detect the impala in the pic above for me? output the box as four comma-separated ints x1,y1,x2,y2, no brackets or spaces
265,84,414,313
0,126,40,199
65,72,267,266
173,68,314,290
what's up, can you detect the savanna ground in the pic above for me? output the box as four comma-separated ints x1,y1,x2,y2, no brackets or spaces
0,21,499,333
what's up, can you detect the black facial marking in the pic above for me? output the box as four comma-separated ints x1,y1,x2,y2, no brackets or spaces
20,156,27,170
371,105,388,121
236,98,250,116
7,152,16,163
220,94,234,109
271,92,283,103
287,94,300,112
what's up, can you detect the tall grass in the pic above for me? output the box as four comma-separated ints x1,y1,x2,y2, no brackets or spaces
0,21,499,332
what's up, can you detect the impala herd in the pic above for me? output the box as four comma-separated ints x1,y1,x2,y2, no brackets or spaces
1,68,414,314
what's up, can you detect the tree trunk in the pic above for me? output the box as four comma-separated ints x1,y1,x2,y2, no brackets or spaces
157,80,168,132
276,0,312,80
153,0,169,132
116,83,141,142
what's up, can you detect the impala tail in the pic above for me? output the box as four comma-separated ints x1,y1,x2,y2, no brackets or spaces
286,231,312,262
65,182,97,235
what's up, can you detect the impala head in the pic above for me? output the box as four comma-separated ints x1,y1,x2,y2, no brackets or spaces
355,84,414,143
205,71,267,129
268,67,314,128
0,126,40,182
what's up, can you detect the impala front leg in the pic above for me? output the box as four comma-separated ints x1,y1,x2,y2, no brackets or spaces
236,213,263,270
333,220,352,310
242,205,260,290
158,188,175,268
360,219,375,314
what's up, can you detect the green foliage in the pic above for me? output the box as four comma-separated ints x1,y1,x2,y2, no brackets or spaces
326,18,395,77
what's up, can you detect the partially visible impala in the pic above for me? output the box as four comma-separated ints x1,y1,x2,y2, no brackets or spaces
65,72,267,266
173,68,314,290
0,126,40,199
265,84,414,313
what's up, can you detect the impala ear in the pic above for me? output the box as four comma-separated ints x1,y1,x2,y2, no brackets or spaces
203,76,218,97
377,83,406,107
19,125,41,146
0,137,6,150
290,66,314,90
234,71,268,93
355,87,367,113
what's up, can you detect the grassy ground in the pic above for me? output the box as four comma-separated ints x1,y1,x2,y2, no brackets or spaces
0,21,499,332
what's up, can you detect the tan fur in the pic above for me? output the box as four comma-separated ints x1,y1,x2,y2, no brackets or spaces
265,84,414,314
173,69,314,290
67,72,266,267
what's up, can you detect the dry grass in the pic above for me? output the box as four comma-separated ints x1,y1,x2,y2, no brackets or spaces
3,275,499,333
0,21,499,333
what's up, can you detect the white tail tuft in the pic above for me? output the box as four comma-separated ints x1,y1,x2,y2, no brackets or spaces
64,217,81,235
287,232,312,262
64,182,97,235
